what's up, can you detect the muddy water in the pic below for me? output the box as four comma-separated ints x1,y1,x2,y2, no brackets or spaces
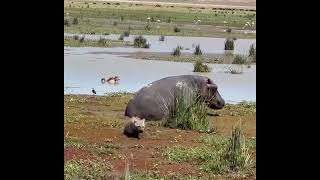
64,47,256,104
64,33,256,54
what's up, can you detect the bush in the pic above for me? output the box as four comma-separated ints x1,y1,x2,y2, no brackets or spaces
232,55,247,64
118,34,124,40
248,44,256,63
224,38,234,50
144,24,151,31
72,17,79,25
249,44,255,56
225,66,243,74
73,35,79,40
224,127,252,171
79,36,85,43
64,19,70,26
113,21,118,26
171,46,181,56
123,31,130,37
134,36,150,48
98,37,107,46
226,28,232,33
174,26,181,32
193,58,211,72
159,35,165,41
163,86,211,132
193,45,203,56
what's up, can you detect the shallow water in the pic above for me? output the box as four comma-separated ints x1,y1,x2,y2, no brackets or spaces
64,47,256,104
64,33,256,54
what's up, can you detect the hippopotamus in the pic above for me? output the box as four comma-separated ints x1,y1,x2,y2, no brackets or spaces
125,75,225,121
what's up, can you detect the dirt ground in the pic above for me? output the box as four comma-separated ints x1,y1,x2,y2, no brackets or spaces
64,94,256,179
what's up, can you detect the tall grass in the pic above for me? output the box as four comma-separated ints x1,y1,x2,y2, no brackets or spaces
73,35,79,40
163,86,212,132
79,36,85,43
248,44,256,62
165,126,253,173
134,36,150,48
232,54,247,64
119,34,124,40
171,46,182,56
64,19,70,26
72,17,79,25
193,58,211,72
193,45,203,55
98,37,107,46
224,126,252,170
159,35,165,41
123,31,130,37
174,26,181,32
224,38,234,50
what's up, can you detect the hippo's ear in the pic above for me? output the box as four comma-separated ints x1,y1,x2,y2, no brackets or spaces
207,83,217,91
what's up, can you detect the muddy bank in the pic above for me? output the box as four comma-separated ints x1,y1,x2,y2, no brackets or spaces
64,94,256,179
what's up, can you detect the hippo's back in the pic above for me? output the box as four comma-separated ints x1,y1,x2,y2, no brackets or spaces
125,75,205,120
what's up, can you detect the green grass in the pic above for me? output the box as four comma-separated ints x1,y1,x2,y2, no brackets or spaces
64,136,118,155
64,158,112,180
64,2,256,38
163,86,213,132
239,101,256,109
64,37,132,47
225,127,252,171
193,58,211,72
64,5,255,27
165,127,255,173
64,136,88,149
129,53,237,64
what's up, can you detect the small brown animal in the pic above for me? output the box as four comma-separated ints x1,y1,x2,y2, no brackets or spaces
123,117,145,139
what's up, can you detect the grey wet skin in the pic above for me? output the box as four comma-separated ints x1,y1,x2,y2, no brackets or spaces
125,75,225,121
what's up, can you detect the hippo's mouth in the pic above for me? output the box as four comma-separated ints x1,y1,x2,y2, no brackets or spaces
209,103,224,109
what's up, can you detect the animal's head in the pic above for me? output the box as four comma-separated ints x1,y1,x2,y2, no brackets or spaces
114,76,120,81
131,117,145,132
201,78,225,109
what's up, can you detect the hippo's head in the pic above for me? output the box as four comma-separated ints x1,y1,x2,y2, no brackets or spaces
201,78,225,109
